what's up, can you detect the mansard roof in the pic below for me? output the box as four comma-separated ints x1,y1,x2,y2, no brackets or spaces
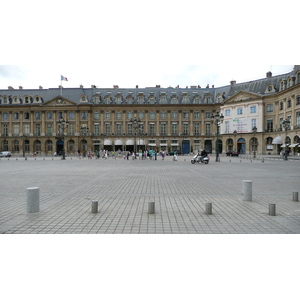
1,66,299,106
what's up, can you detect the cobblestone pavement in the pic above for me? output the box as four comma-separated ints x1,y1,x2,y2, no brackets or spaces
1,154,300,234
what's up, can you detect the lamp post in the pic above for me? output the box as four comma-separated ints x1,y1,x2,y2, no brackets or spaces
58,117,69,160
211,111,224,162
282,119,290,161
81,125,89,156
233,130,237,152
252,126,257,158
130,117,140,155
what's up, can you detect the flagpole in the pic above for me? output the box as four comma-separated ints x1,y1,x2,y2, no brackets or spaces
60,76,63,96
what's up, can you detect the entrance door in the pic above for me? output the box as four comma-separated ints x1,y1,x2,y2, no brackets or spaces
182,140,190,154
56,139,64,155
237,138,246,154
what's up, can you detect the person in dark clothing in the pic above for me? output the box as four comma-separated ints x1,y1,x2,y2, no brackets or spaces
200,149,207,162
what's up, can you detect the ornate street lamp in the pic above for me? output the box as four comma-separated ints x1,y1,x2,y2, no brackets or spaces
282,119,290,161
252,126,257,158
58,117,69,160
130,117,140,155
211,111,224,162
80,125,89,156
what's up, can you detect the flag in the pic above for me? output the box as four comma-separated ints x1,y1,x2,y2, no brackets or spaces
61,75,68,81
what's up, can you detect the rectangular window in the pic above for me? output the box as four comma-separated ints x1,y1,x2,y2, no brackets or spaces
94,112,100,120
69,124,74,135
225,121,230,133
251,119,257,129
47,123,52,135
183,112,189,119
172,123,178,135
105,123,111,134
24,124,30,135
138,112,144,119
3,124,8,136
58,112,63,119
127,123,133,135
3,113,8,120
205,111,211,119
183,123,189,135
116,112,122,120
225,109,230,116
47,112,52,119
149,112,155,119
149,123,155,135
35,112,41,120
13,124,19,135
237,108,243,115
94,123,100,135
194,123,200,135
172,111,178,119
81,112,87,119
267,104,273,112
116,123,122,135
69,112,75,120
250,106,257,113
296,112,300,127
161,112,166,119
127,112,133,120
267,119,273,132
194,111,200,119
35,124,41,135
14,113,19,120
24,113,29,120
160,123,166,135
205,123,211,135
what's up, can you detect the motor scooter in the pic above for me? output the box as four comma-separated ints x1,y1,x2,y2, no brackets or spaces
191,154,210,164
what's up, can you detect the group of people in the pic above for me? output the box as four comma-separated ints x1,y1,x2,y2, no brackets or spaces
125,149,165,160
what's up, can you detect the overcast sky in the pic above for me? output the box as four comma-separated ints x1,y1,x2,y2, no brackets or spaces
0,65,295,90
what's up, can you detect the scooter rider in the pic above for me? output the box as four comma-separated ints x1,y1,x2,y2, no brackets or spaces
200,149,207,162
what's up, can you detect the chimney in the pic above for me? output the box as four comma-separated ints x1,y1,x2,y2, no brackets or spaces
39,86,43,89
230,80,236,86
80,85,84,88
8,86,14,90
266,71,272,78
19,86,23,90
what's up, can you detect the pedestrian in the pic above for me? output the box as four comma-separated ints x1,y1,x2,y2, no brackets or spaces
154,150,157,160
161,150,165,160
127,151,130,160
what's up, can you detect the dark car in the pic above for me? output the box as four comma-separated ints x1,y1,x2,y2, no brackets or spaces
167,150,182,156
226,151,239,157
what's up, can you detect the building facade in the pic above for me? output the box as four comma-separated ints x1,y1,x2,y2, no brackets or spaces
1,66,300,156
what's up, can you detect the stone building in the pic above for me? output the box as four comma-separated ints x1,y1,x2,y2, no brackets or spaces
1,66,300,156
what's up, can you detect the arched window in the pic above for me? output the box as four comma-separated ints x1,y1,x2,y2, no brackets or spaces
182,94,190,104
193,96,200,104
46,140,53,152
35,140,41,152
104,96,111,104
170,96,178,104
159,94,167,104
13,140,19,152
115,95,123,104
3,140,8,151
68,140,75,152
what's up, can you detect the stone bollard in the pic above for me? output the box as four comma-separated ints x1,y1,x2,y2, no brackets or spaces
91,200,98,213
269,203,276,216
205,202,212,215
242,180,252,201
292,192,299,202
27,187,40,213
148,200,155,214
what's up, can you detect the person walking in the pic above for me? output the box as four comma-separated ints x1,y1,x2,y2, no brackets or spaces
161,150,165,160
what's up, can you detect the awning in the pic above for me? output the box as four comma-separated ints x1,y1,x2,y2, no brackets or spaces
289,143,299,147
281,144,289,148
148,143,157,146
160,143,168,146
137,139,145,145
115,139,123,146
171,143,179,146
272,136,283,144
104,140,112,145
126,140,134,145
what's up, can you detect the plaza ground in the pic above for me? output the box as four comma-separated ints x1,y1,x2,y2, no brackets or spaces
1,153,300,234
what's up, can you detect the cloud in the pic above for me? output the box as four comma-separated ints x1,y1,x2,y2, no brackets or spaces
0,66,26,80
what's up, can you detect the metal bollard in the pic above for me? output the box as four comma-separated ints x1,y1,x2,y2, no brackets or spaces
269,203,276,216
91,200,99,213
148,200,155,214
292,192,299,202
27,187,40,213
242,180,252,201
205,202,212,215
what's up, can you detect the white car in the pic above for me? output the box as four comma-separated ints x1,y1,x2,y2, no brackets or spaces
0,151,12,157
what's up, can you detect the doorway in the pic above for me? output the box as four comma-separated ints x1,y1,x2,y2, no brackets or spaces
56,139,64,155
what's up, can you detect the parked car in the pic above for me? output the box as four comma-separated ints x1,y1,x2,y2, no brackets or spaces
0,151,12,157
167,150,182,156
226,151,239,157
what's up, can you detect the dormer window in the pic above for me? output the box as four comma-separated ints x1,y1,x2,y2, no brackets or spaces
159,94,167,104
193,96,200,104
25,96,30,104
137,95,144,104
115,95,123,104
170,95,178,104
148,96,156,104
104,96,111,104
126,96,133,104
80,95,88,102
182,94,190,104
